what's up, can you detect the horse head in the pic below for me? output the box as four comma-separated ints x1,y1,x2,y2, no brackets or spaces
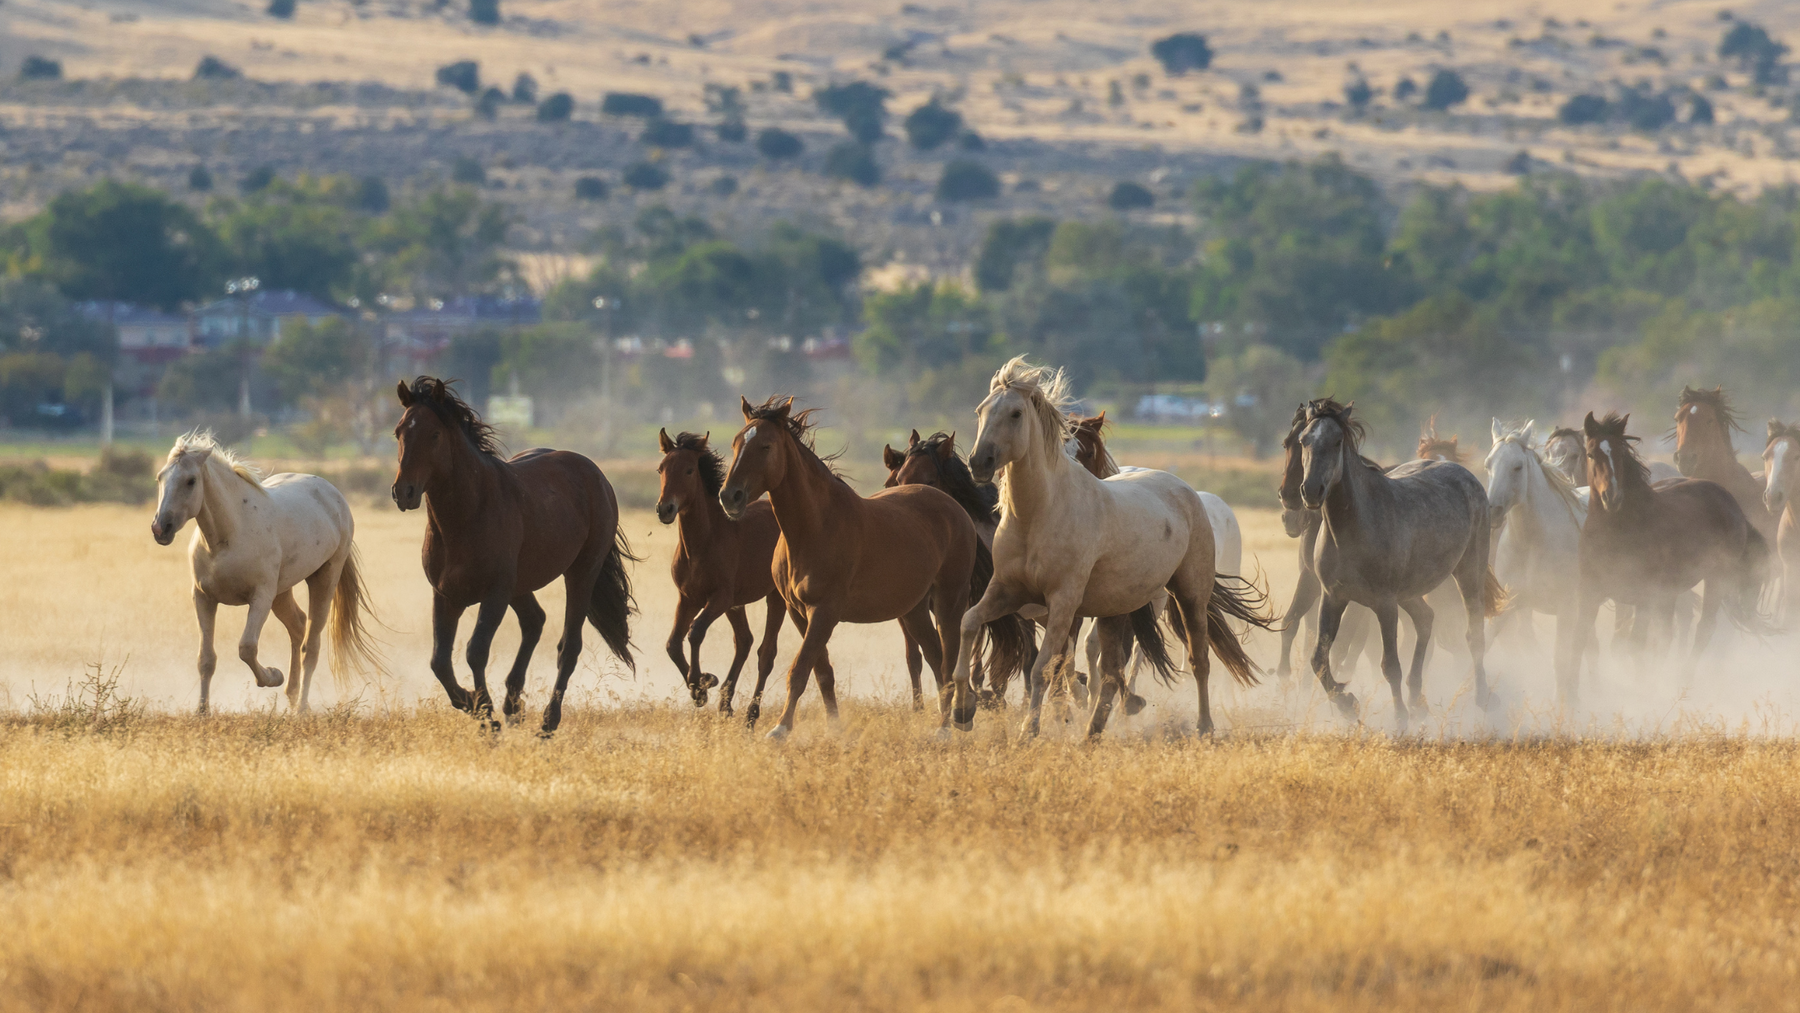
1278,402,1309,517
721,395,811,520
656,428,720,524
1417,415,1466,463
1584,411,1642,514
1484,418,1538,529
1065,412,1115,479
1763,419,1800,516
884,429,950,490
970,356,1071,485
1673,385,1741,476
1543,426,1587,486
392,376,498,512
1297,398,1362,509
152,436,215,545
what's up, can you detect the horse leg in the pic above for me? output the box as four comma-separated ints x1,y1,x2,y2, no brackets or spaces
769,605,839,739
462,593,512,727
1371,600,1408,733
501,592,546,724
718,606,753,716
1564,586,1604,712
898,602,947,722
1083,614,1133,737
271,590,307,712
1020,593,1081,739
193,589,219,716
429,594,474,712
539,565,598,737
237,586,285,689
1687,585,1723,688
1452,562,1492,710
1396,596,1434,717
1278,566,1323,683
1311,595,1357,718
298,564,341,713
1335,605,1371,678
666,595,701,698
744,593,786,730
902,627,924,711
684,597,731,708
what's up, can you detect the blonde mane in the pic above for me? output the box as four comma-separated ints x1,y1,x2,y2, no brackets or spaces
169,429,264,488
1492,423,1583,519
983,356,1076,455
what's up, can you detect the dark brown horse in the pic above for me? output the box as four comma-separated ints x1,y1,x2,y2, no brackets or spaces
1566,411,1771,700
1673,385,1777,545
656,429,785,718
721,397,1029,737
391,377,635,734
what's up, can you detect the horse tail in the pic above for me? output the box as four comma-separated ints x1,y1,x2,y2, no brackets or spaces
1483,566,1510,618
328,544,385,688
587,526,640,669
969,537,1034,689
1130,601,1182,688
1206,573,1276,687
1729,526,1780,636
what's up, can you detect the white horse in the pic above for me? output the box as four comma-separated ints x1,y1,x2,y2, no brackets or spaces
1484,419,1587,703
151,431,380,713
1761,420,1800,624
956,357,1272,736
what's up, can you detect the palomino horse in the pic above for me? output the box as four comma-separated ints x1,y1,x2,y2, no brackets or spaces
391,377,635,735
1567,412,1771,697
656,429,786,717
721,398,1030,737
1761,420,1800,623
1295,399,1501,729
883,430,1014,708
956,357,1274,737
1675,386,1778,551
152,430,380,713
1484,419,1586,703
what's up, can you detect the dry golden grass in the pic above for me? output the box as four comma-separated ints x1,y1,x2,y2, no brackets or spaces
7,501,1800,1009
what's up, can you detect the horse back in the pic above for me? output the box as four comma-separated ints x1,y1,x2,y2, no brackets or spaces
1583,478,1751,596
452,449,620,598
256,473,355,589
800,483,972,623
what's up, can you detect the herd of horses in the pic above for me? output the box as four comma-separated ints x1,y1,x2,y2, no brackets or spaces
146,362,1796,736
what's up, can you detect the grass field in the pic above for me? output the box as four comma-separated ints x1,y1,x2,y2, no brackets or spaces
7,499,1800,1009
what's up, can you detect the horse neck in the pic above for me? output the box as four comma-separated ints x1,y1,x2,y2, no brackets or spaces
1002,432,1079,524
193,456,259,551
1321,442,1391,533
1514,451,1579,535
675,486,729,557
1691,428,1751,484
423,437,503,533
763,441,857,557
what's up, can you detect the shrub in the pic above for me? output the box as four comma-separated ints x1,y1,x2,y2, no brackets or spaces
623,162,669,190
267,0,296,18
512,73,537,103
602,92,664,117
1559,93,1607,124
816,81,888,142
240,165,276,192
641,119,694,147
1689,94,1716,124
451,157,487,185
1423,69,1469,110
21,55,62,81
1393,76,1418,100
188,165,213,191
1720,21,1789,85
716,119,747,143
1503,150,1532,175
536,92,574,122
903,101,962,150
1620,89,1675,130
756,127,804,159
936,159,999,201
356,176,390,213
1344,77,1372,109
824,142,880,186
574,176,609,200
1150,33,1213,75
194,56,242,81
475,86,505,119
469,0,499,25
957,130,985,151
1107,181,1155,210
710,175,738,196
436,60,480,94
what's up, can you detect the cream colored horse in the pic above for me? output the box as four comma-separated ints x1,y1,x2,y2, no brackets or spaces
151,431,379,713
956,357,1268,737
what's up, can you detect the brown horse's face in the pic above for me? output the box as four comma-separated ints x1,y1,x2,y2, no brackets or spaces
882,430,938,490
391,393,454,512
721,402,794,520
151,448,210,546
1764,432,1800,515
1673,399,1730,476
1584,418,1631,514
655,429,708,525
1065,414,1107,478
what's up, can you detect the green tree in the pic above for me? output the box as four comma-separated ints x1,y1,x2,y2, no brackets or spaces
21,181,224,309
1204,343,1310,458
857,282,996,375
369,188,515,298
261,317,367,406
213,184,360,300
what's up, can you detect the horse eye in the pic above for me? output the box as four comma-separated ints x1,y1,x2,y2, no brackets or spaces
686,468,694,475
186,478,196,487
1011,410,1022,419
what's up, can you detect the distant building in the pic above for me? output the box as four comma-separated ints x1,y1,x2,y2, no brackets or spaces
194,290,345,347
76,302,193,365
384,296,542,367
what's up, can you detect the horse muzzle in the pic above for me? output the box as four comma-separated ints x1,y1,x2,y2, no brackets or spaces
1279,508,1309,538
1767,489,1785,516
1300,483,1326,510
719,485,748,521
656,500,678,524
1672,449,1694,475
150,515,176,546
1488,503,1510,530
392,482,422,511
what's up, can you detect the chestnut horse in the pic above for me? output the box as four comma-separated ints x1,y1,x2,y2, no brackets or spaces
1762,420,1800,624
656,429,786,718
1674,385,1777,546
721,398,1029,737
391,377,635,734
1566,411,1771,699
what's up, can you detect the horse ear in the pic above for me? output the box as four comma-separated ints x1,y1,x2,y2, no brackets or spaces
1584,411,1600,436
908,429,921,448
1523,419,1536,440
658,428,675,454
1096,410,1106,423
396,380,413,407
883,445,904,471
1771,419,1783,439
1491,418,1505,442
701,431,710,448
740,396,756,421
936,433,957,459
774,398,793,420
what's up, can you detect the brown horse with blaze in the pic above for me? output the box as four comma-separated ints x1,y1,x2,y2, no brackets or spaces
722,397,1029,737
1673,385,1777,545
656,428,787,720
391,377,636,735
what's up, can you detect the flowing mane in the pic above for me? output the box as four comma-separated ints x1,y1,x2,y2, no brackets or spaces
1588,411,1652,490
1676,384,1745,435
669,431,725,499
1304,397,1371,462
745,396,846,474
1417,416,1467,463
904,432,1000,520
406,376,504,458
1490,421,1585,518
169,429,263,487
983,355,1075,459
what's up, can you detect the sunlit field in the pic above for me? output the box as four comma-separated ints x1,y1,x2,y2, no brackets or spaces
6,500,1800,1010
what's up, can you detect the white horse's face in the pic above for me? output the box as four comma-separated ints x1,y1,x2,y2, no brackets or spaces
1485,438,1533,528
970,386,1037,483
152,449,211,546
1764,435,1799,515
1298,417,1346,508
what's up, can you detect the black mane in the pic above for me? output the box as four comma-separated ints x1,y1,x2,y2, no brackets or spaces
1305,397,1367,452
1678,385,1745,434
906,432,999,521
670,431,724,498
408,376,504,458
1587,411,1651,490
745,395,845,470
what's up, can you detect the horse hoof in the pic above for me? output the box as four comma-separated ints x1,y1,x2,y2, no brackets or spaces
261,668,284,688
935,726,953,742
1333,692,1359,719
699,672,720,689
536,728,556,741
766,724,790,742
953,719,974,733
1122,693,1147,717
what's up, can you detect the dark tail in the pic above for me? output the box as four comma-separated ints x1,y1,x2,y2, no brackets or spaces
1728,526,1780,636
1130,601,1183,688
1483,566,1510,618
970,537,1034,688
587,526,639,669
1206,573,1277,687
